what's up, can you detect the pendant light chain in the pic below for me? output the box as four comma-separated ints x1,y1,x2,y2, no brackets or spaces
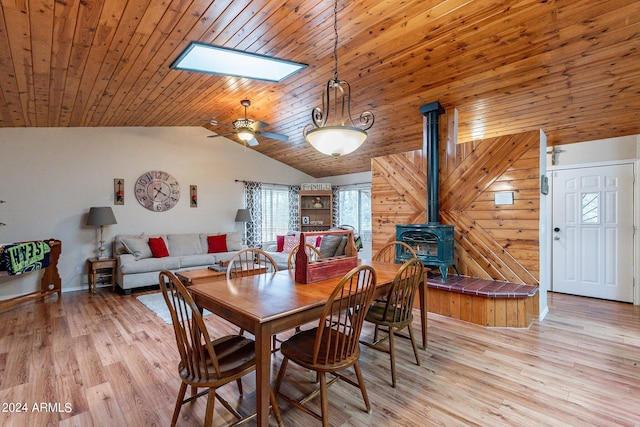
333,0,339,82
303,0,374,158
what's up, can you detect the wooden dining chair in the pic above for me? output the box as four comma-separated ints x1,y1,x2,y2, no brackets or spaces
373,240,417,264
360,258,423,387
226,247,279,279
287,243,322,270
158,270,282,427
273,265,377,427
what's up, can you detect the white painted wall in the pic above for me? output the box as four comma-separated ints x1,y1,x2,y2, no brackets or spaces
0,126,315,296
546,134,639,166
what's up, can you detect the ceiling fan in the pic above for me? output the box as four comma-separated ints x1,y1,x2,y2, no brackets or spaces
207,99,289,147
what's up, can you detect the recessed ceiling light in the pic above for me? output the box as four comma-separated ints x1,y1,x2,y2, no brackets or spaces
170,42,307,83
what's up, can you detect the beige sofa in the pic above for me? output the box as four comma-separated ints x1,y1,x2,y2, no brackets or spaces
113,231,244,293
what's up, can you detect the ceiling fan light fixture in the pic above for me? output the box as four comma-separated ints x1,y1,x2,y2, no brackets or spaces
304,0,374,158
237,129,254,142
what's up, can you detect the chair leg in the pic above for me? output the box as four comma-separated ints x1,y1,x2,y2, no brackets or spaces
353,361,371,413
171,382,188,427
407,323,421,366
270,389,283,426
274,357,289,394
389,327,397,388
319,372,329,427
236,378,243,396
204,387,216,427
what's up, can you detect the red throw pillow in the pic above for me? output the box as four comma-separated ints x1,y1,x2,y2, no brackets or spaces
148,237,169,258
207,234,228,253
276,235,285,252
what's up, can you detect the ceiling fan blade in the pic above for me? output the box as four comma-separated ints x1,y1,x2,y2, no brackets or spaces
251,120,270,130
209,120,235,129
207,132,235,138
255,130,289,141
247,137,259,147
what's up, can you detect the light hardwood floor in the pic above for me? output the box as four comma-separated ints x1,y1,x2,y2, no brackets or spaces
0,288,638,426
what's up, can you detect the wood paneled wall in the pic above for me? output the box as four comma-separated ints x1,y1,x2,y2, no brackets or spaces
371,150,427,255
372,121,540,286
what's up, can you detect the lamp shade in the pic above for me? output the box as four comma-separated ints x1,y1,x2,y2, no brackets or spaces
234,208,252,223
86,207,117,226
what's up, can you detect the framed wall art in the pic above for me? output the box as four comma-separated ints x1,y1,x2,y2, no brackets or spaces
114,179,124,205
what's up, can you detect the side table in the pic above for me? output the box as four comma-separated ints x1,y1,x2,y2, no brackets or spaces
87,257,116,294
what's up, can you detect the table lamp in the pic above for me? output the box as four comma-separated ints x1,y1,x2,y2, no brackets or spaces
235,208,252,245
87,206,117,259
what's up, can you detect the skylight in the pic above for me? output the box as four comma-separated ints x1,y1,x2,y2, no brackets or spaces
170,42,307,83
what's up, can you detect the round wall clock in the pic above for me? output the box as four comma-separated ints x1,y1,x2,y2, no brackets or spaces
134,170,181,212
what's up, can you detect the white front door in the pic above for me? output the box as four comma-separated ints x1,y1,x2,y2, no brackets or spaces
551,163,634,302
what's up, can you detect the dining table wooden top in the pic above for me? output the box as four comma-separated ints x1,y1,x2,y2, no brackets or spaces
187,259,427,426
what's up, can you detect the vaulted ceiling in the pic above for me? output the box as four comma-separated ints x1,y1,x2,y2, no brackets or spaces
1,0,638,177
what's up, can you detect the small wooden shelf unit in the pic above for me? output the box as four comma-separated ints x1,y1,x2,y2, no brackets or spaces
299,190,333,232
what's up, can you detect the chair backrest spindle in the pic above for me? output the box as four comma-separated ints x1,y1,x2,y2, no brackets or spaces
313,265,376,366
159,270,220,380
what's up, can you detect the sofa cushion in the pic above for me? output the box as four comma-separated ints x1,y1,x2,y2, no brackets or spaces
276,235,285,252
209,251,239,263
167,233,202,256
178,254,217,268
207,234,228,253
226,231,243,251
119,256,180,274
149,237,169,258
334,236,348,256
319,234,342,258
120,235,152,260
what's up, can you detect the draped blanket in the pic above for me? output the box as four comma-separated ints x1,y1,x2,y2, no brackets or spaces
0,241,51,275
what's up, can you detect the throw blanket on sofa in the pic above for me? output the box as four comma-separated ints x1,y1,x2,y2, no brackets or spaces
0,241,51,275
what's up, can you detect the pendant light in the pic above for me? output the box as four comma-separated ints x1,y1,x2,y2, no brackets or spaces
303,0,374,157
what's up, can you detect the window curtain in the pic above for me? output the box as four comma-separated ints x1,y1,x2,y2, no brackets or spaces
244,181,262,247
288,185,300,231
332,185,340,227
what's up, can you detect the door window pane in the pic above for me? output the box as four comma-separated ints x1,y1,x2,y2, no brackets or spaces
581,192,599,224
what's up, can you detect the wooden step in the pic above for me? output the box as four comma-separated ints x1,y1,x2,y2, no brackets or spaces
426,274,539,328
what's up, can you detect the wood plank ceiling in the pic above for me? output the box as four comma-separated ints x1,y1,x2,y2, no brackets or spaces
1,0,638,178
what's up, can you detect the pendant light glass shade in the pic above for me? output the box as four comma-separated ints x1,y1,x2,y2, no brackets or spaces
305,126,367,157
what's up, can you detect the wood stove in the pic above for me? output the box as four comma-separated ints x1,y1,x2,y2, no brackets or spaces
396,223,458,279
396,101,459,281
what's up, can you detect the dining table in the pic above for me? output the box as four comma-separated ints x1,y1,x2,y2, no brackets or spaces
188,259,428,426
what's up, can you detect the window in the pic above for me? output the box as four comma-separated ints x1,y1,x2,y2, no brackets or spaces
338,185,372,243
260,185,290,242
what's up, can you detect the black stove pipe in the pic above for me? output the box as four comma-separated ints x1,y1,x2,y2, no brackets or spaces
420,101,444,225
